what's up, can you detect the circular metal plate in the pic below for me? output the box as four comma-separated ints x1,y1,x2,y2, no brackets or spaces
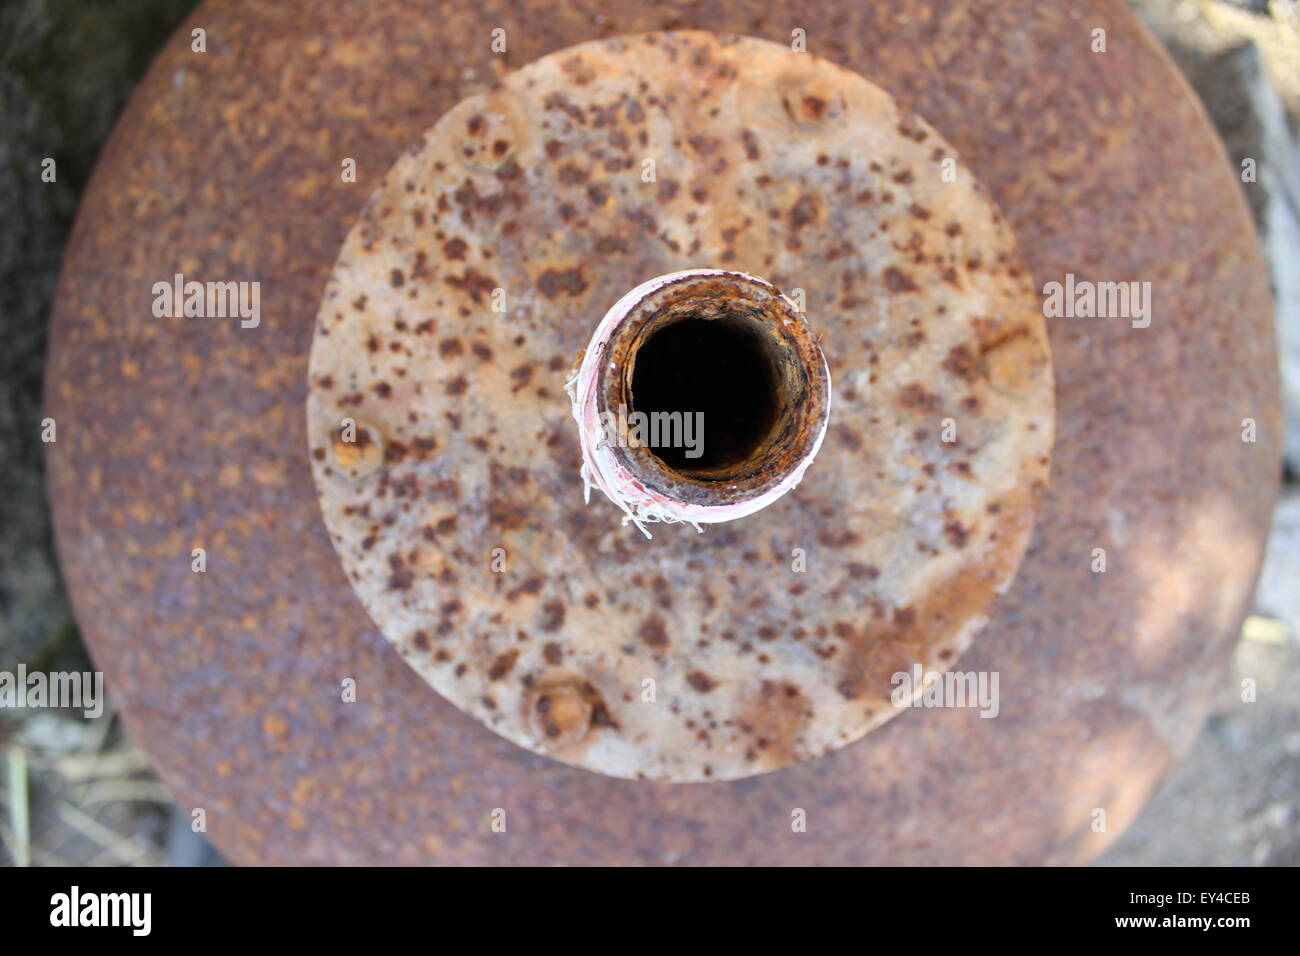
306,34,1052,780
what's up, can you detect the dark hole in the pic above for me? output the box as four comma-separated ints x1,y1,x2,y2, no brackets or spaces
629,315,780,471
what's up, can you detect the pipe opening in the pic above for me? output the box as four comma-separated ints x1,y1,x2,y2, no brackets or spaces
629,314,780,472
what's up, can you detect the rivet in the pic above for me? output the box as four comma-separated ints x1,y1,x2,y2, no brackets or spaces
528,680,594,750
330,419,385,480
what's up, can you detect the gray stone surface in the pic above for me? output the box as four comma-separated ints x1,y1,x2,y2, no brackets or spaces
1102,585,1300,865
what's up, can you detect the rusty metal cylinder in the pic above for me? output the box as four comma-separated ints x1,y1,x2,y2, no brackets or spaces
45,0,1280,864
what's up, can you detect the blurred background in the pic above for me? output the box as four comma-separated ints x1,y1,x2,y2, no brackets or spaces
1,0,1297,866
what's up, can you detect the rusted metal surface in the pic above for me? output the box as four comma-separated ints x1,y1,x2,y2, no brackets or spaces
307,34,1052,781
45,0,1279,863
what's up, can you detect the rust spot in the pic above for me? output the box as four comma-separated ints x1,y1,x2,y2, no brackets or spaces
558,163,588,185
537,267,588,299
687,671,717,692
898,383,939,410
639,615,670,649
788,194,818,231
540,599,566,632
510,364,534,392
942,343,984,381
506,575,544,601
386,554,414,591
488,649,519,681
883,266,918,292
847,562,880,579
445,267,496,304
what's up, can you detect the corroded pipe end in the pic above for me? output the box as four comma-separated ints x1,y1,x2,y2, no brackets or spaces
569,269,830,532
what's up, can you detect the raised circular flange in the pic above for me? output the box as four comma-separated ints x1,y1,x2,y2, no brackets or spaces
306,32,1053,781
